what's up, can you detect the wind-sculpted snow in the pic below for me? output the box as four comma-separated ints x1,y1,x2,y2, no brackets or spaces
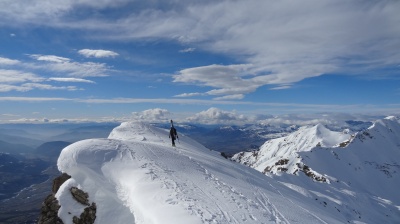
57,122,342,224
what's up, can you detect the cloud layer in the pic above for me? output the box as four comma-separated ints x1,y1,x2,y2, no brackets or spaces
1,0,395,99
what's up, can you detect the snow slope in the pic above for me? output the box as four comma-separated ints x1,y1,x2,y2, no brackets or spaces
233,117,400,223
56,122,344,224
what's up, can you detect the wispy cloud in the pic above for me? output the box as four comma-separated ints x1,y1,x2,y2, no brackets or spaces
0,84,31,92
174,92,203,97
48,77,95,83
0,83,80,92
213,94,244,100
0,54,107,92
179,48,195,53
78,49,119,58
21,83,81,91
0,69,44,83
29,54,70,63
0,57,20,65
37,0,397,99
270,85,292,90
173,64,258,97
28,54,110,77
0,1,399,101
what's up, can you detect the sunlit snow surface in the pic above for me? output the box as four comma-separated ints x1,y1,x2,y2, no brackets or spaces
57,122,343,224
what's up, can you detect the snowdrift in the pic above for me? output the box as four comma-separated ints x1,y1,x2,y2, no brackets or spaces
57,122,342,224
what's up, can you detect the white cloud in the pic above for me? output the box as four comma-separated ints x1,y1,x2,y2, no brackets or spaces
131,108,171,122
0,69,44,83
1,1,398,101
0,61,99,92
0,96,71,102
179,48,195,53
0,84,31,92
21,83,81,91
0,57,20,65
28,54,110,77
29,54,71,63
270,85,292,90
79,1,400,99
78,49,119,58
173,64,261,97
0,83,80,92
186,107,248,124
174,92,203,97
48,77,95,83
213,94,244,100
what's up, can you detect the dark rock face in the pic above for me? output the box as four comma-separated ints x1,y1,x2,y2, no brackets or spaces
70,187,90,206
73,203,97,224
38,194,63,224
53,173,71,193
38,173,70,224
38,173,97,224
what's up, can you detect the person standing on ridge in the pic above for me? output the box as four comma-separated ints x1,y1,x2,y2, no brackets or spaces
169,120,178,147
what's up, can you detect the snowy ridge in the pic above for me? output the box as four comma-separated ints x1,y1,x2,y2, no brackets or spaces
233,117,400,222
56,122,342,224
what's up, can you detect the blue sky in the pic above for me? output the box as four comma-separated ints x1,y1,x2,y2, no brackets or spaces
0,0,399,124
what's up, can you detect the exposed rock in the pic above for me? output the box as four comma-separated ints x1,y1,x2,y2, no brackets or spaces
70,187,90,206
38,194,63,224
38,173,71,224
38,172,97,224
73,203,97,224
53,173,71,193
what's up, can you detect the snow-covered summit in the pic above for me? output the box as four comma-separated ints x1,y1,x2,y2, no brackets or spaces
56,121,343,224
231,124,351,176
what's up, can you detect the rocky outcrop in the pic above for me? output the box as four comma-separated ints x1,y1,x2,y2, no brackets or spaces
53,173,71,193
70,187,90,206
38,173,70,224
38,194,63,224
38,173,97,224
73,202,97,224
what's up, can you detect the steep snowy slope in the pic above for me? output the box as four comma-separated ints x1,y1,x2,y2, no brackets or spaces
56,122,345,224
297,116,400,207
232,124,351,177
233,117,400,223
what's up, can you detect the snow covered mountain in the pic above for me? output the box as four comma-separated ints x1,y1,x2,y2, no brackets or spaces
231,123,351,178
53,122,351,224
233,116,400,222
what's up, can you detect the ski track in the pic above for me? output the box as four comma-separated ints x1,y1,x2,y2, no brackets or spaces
254,188,289,224
268,183,328,224
146,139,289,223
125,141,282,223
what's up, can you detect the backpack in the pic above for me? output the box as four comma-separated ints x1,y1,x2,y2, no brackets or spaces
172,127,177,136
